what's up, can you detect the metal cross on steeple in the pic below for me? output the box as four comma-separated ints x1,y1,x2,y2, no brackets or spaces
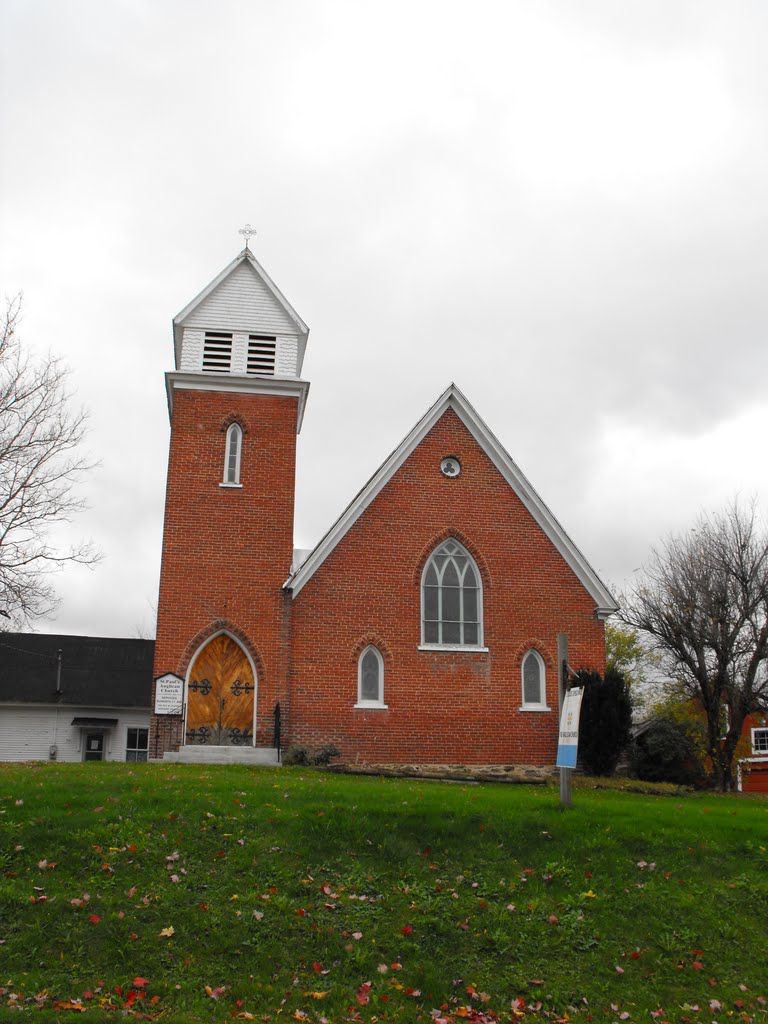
238,223,257,250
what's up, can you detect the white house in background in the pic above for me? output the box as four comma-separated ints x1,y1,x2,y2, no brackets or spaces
0,634,153,762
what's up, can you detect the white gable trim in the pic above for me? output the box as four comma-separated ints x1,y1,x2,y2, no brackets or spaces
172,249,309,367
285,384,618,614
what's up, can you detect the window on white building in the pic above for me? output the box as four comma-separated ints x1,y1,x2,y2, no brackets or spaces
247,335,277,376
202,331,233,373
126,728,149,762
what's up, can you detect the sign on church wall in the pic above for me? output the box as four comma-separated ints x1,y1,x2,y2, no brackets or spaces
154,673,184,716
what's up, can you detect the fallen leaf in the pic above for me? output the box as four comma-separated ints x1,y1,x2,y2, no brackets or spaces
160,926,175,937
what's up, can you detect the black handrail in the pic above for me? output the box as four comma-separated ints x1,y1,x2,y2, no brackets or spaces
273,702,281,763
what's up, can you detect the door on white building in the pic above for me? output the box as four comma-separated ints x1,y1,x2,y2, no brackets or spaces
83,732,105,761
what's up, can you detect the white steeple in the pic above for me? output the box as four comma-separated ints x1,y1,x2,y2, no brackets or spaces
172,246,309,380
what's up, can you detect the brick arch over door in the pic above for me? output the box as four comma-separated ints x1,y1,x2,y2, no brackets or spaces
185,631,258,747
177,619,265,681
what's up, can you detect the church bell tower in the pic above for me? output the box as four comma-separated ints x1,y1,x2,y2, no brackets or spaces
150,231,309,760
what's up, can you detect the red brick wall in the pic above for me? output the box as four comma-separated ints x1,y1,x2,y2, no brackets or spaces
288,409,606,765
150,388,298,753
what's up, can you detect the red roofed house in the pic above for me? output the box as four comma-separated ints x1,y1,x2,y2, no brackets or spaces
149,246,617,766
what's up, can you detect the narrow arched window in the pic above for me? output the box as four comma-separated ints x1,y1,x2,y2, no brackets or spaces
421,539,482,647
521,650,547,709
357,645,385,707
223,423,242,485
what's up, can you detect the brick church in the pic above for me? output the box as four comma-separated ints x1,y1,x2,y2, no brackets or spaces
150,243,617,765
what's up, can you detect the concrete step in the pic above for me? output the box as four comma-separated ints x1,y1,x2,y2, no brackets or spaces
159,745,281,766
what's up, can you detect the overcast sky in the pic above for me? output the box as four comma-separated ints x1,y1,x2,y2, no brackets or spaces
1,0,767,638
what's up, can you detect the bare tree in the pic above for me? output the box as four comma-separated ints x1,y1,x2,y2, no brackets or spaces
0,296,99,624
622,502,768,791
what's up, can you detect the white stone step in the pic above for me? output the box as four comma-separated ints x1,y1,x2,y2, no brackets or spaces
159,745,281,766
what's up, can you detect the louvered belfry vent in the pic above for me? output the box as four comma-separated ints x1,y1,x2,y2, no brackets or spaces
202,332,233,373
247,335,277,376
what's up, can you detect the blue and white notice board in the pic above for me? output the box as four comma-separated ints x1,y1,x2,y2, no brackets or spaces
556,686,584,769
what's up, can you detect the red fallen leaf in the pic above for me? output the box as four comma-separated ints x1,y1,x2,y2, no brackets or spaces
130,933,138,940
735,1000,744,1010
214,851,226,858
199,903,208,911
88,914,100,924
127,844,138,854
133,977,149,988
693,961,703,971
82,991,94,1000
294,908,306,916
313,963,323,973
548,915,559,924
391,962,402,970
356,982,371,1005
150,995,160,1005
401,924,413,935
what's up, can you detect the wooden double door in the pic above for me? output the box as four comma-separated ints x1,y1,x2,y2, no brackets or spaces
185,634,256,746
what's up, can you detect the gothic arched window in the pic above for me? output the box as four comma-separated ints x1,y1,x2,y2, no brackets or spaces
421,539,483,647
223,423,243,485
357,645,385,707
521,650,547,709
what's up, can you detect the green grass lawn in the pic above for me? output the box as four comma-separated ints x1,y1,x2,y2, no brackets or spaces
0,763,766,1023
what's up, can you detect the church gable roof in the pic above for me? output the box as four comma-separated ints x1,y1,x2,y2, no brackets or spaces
286,384,617,615
173,249,309,366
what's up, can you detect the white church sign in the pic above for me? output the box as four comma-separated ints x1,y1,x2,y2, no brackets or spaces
154,673,184,716
556,686,584,769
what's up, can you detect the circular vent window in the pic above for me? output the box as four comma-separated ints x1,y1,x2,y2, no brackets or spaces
440,456,461,478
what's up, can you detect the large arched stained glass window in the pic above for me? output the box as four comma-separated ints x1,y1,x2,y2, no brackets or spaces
421,539,483,646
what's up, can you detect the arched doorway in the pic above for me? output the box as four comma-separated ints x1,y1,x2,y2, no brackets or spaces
185,633,256,746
